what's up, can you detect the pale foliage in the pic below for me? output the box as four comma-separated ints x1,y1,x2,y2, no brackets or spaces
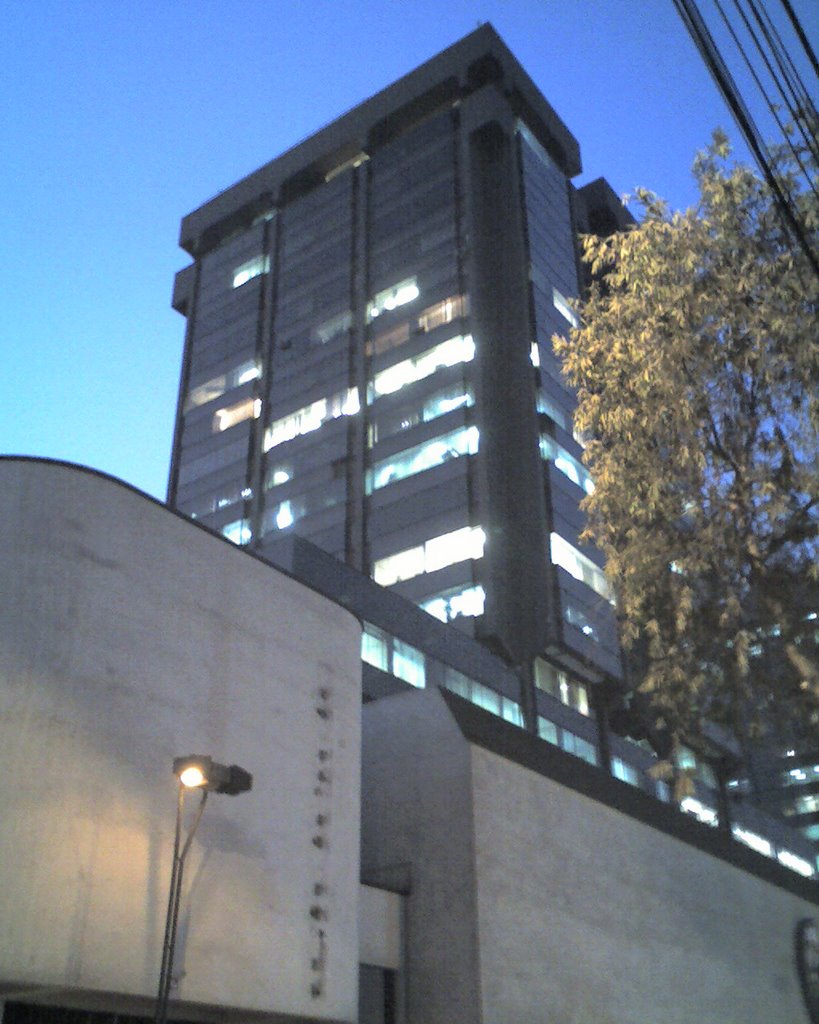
555,130,818,746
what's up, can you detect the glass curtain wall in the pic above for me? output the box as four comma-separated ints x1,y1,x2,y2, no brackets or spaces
260,172,357,557
365,108,478,607
518,123,617,662
174,221,269,540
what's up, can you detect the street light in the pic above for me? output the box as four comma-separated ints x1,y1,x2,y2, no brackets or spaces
155,755,252,1024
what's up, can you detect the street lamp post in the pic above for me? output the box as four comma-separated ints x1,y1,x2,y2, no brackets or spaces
155,755,252,1024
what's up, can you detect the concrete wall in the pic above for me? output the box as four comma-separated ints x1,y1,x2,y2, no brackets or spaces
362,688,817,1024
0,459,362,1021
471,746,813,1023
361,692,483,1023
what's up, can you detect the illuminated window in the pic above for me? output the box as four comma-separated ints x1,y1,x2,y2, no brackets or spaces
534,658,590,716
537,717,559,744
553,287,578,327
791,793,819,816
550,533,612,602
366,425,478,492
232,255,270,289
731,825,773,857
273,501,296,529
361,624,389,672
222,519,252,546
564,603,599,642
368,383,473,446
530,342,541,368
366,321,411,358
441,667,523,727
417,293,467,333
212,397,261,433
421,584,485,623
368,334,475,402
265,464,292,489
263,387,360,451
361,623,426,688
185,360,260,412
367,277,420,321
776,849,814,877
372,525,485,586
540,435,594,495
561,730,597,765
392,639,425,688
680,797,718,827
612,757,640,786
325,151,368,182
313,310,352,345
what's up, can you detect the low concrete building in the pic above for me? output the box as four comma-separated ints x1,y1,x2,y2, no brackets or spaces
1,458,817,1024
0,458,364,1022
362,688,819,1023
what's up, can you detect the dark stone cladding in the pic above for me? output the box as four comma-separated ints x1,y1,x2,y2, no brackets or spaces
440,688,819,905
178,24,582,257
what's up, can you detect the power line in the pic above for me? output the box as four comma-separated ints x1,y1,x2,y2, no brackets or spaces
673,0,819,279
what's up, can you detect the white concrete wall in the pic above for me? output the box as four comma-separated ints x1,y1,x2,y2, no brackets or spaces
0,460,362,1021
361,690,483,1024
471,746,814,1024
361,688,817,1024
358,885,402,971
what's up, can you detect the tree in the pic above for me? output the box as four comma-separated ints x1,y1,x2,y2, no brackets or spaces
554,129,818,757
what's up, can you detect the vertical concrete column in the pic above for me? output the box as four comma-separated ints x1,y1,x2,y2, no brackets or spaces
463,97,552,673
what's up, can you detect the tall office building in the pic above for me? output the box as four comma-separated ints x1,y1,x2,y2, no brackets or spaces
168,25,632,706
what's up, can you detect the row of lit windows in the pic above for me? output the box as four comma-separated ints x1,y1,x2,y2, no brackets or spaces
361,623,523,725
276,289,468,358
213,396,261,433
368,382,473,447
550,533,613,603
786,792,819,817
261,333,474,456
360,625,815,875
420,583,485,624
263,387,360,452
366,425,478,493
536,716,598,765
783,763,819,787
540,435,594,495
368,334,475,402
372,525,485,587
262,486,345,535
232,255,270,289
366,293,469,357
186,484,252,520
367,278,420,321
536,391,590,450
185,360,260,413
534,658,591,717
679,797,814,876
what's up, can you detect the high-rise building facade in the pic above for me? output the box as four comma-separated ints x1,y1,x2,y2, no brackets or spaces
168,25,632,706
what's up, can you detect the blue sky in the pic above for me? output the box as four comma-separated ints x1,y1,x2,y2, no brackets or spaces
2,0,815,499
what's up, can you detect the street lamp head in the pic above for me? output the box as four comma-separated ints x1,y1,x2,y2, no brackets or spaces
178,763,207,788
172,755,253,795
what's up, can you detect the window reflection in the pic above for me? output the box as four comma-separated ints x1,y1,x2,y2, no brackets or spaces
372,525,485,586
367,335,474,402
366,426,478,493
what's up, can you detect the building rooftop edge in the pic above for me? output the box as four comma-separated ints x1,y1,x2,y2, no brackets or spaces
438,689,819,904
178,23,582,255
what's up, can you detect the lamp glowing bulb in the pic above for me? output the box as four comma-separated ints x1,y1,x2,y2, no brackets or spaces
179,765,207,788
